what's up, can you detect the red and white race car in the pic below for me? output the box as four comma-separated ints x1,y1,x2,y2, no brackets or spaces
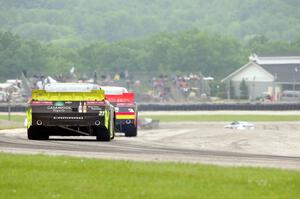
101,86,138,137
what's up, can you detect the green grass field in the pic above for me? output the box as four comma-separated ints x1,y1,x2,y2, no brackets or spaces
141,114,300,122
0,115,25,122
0,115,25,130
2,114,300,123
0,153,299,199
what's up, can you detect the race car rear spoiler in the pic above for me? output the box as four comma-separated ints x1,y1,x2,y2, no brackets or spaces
105,92,135,103
31,89,105,101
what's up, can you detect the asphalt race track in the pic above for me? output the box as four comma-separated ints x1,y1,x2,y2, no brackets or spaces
1,122,300,170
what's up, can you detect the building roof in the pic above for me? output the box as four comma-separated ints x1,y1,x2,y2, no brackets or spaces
261,64,300,83
221,62,274,82
249,54,300,65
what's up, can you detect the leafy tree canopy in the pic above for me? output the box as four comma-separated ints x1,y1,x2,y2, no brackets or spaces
1,29,300,81
0,0,300,45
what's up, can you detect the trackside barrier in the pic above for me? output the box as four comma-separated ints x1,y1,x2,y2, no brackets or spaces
1,103,300,112
137,103,300,111
0,103,28,112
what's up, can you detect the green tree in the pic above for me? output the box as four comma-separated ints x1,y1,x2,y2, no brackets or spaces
1,0,300,44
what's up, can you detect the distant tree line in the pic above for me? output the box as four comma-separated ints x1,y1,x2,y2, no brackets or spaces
1,30,300,81
0,0,300,45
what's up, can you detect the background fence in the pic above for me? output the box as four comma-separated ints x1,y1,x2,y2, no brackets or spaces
1,102,300,112
138,103,300,111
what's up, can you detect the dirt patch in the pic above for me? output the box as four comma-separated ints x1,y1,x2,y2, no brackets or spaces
137,122,300,157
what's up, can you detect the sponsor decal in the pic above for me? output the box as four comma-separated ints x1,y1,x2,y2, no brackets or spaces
78,102,82,113
87,101,105,105
31,101,53,106
54,101,65,106
117,103,135,107
98,111,105,116
116,115,135,119
83,102,87,113
89,106,103,111
115,107,135,113
47,106,72,113
115,112,135,119
53,116,84,120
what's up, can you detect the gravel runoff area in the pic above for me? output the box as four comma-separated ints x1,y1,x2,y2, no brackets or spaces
0,121,300,170
140,110,300,159
0,111,300,169
148,122,300,157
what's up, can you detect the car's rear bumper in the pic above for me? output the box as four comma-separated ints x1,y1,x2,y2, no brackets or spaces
31,113,105,127
115,119,136,131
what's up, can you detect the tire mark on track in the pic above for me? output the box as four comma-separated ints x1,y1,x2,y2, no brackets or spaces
1,130,300,169
1,136,300,162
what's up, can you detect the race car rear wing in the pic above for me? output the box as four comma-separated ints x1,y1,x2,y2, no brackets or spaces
31,89,105,101
105,92,135,103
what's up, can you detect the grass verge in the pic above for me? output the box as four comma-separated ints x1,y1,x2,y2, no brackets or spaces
0,115,25,123
0,124,24,130
0,153,299,199
4,114,300,123
0,115,25,130
141,114,300,122
0,114,300,129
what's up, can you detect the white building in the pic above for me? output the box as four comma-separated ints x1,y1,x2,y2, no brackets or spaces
222,54,300,100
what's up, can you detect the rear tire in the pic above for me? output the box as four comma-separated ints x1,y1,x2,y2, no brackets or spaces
27,127,36,140
110,115,115,140
124,115,138,137
124,126,137,137
94,126,110,141
28,126,49,140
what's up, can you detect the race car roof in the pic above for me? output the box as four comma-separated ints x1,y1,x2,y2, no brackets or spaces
100,86,128,95
44,83,100,92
